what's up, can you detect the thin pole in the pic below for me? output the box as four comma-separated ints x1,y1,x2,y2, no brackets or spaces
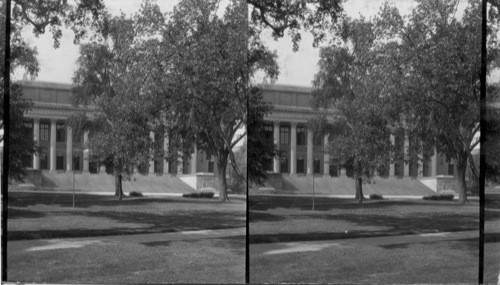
312,173,315,211
72,142,75,208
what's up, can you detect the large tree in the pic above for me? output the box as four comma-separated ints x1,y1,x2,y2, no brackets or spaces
156,0,248,202
311,16,397,203
71,10,165,200
247,87,281,186
381,0,487,204
1,0,106,181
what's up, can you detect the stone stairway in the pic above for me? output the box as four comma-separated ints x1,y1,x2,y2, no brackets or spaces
19,172,194,194
273,175,436,196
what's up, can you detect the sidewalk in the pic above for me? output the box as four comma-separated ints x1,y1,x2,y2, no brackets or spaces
9,227,246,253
251,230,479,256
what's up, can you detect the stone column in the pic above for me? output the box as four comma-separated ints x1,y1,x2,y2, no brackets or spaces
389,133,395,177
99,165,106,174
190,146,197,174
306,129,313,175
290,123,297,176
273,121,280,173
323,134,330,177
66,125,73,172
83,131,89,173
49,119,57,172
163,133,170,175
149,131,155,174
33,118,40,170
431,146,438,176
403,132,410,177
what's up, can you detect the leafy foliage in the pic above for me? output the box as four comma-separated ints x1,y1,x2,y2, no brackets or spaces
154,0,248,202
381,0,487,204
311,16,395,203
71,11,165,199
247,87,281,186
2,0,105,181
485,85,500,184
248,0,343,50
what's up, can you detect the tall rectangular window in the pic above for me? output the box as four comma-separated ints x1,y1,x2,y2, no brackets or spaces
280,125,290,145
297,158,305,174
22,121,33,141
280,157,288,173
314,159,321,174
40,147,48,169
40,123,49,142
56,154,64,170
56,123,66,142
297,126,306,145
264,124,273,144
73,155,80,171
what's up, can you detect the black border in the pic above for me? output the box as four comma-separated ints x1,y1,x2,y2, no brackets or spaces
479,0,487,283
1,0,11,281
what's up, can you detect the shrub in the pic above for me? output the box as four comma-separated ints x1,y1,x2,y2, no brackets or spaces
422,194,454,201
129,191,143,197
182,192,215,199
369,194,383,200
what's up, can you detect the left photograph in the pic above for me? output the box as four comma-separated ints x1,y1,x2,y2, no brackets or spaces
2,0,246,283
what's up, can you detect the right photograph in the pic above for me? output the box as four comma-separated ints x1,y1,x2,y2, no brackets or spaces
248,0,487,283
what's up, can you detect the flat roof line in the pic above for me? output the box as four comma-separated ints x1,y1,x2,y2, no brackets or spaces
17,80,73,90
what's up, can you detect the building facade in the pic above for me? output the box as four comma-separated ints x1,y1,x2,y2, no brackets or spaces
19,81,216,183
261,84,458,179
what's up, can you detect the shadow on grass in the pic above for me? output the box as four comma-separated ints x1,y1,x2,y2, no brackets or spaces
249,212,478,243
249,225,478,244
249,196,478,244
8,208,46,219
485,232,500,243
486,193,500,221
8,192,243,209
8,192,245,241
141,235,245,249
249,196,471,212
379,237,478,251
9,209,244,240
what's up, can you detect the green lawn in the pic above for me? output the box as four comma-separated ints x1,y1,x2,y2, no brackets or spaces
249,195,480,284
250,196,479,243
8,191,245,240
7,191,246,284
250,238,478,284
9,236,245,284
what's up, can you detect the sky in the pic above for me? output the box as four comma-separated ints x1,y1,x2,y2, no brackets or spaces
14,0,491,86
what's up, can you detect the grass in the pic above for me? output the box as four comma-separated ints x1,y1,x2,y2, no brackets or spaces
8,236,245,284
8,192,245,240
249,196,479,243
250,238,478,284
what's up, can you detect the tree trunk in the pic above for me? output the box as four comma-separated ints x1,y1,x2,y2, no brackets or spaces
456,152,468,204
216,152,229,202
355,177,363,204
114,173,123,201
